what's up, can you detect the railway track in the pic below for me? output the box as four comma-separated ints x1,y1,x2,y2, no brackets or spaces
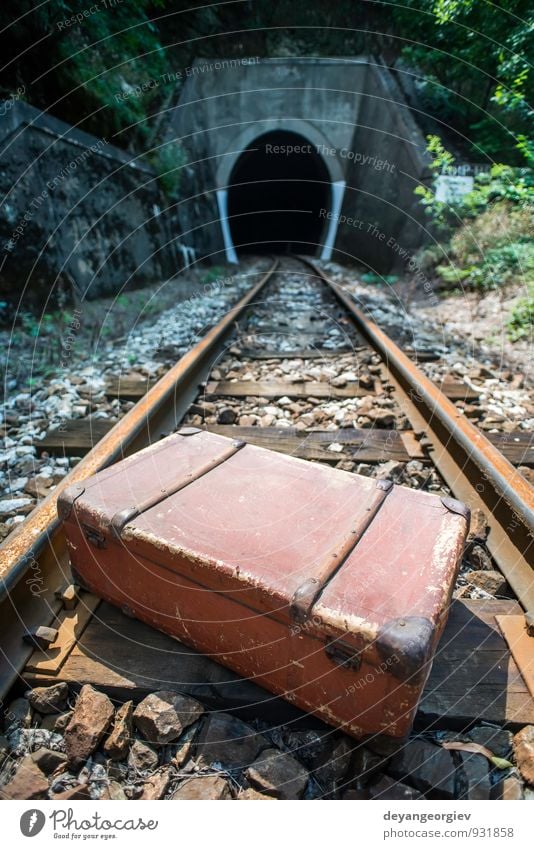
0,255,533,734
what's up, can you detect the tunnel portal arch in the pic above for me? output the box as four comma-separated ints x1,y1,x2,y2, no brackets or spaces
216,126,345,262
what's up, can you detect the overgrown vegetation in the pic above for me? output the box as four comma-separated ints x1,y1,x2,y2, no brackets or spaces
1,1,532,165
415,135,533,340
0,1,532,336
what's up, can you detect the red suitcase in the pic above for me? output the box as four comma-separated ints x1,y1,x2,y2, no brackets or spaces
58,428,469,742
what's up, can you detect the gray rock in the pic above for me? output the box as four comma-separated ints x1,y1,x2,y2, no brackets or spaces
0,755,49,799
106,781,127,800
313,736,354,793
370,774,423,799
170,774,232,800
53,711,73,733
456,751,491,800
281,729,333,769
31,747,68,775
26,683,69,715
245,747,309,800
466,510,489,544
5,697,32,728
7,726,64,757
0,497,32,515
342,788,371,799
217,408,237,425
237,787,276,800
196,713,267,770
368,409,396,428
351,743,389,781
133,691,204,745
103,701,133,761
468,726,512,759
166,720,200,768
65,685,114,767
513,725,534,785
0,734,8,767
140,766,174,800
466,544,493,571
491,776,524,800
127,739,158,773
40,710,73,733
387,739,455,798
51,783,91,800
465,570,510,596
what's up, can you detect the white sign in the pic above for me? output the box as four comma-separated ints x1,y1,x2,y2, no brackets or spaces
435,174,474,203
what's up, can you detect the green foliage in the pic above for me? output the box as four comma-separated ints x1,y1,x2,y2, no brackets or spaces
390,0,533,163
507,287,534,340
1,0,531,170
436,238,534,292
414,135,458,229
200,266,226,285
148,141,187,200
416,136,534,235
415,132,533,343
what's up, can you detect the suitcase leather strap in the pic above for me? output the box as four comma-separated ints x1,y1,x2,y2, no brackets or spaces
110,438,246,538
290,478,393,623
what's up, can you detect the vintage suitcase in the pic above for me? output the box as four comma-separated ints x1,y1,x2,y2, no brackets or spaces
58,428,469,742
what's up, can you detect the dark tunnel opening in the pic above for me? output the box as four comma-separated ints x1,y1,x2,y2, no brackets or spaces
227,131,331,255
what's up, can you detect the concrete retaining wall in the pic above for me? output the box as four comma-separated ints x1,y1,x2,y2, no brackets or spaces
0,102,178,307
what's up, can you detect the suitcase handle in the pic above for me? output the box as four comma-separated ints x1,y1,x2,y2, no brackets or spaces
290,478,393,623
110,439,246,537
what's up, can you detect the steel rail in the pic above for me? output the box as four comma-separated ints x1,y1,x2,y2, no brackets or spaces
303,259,534,611
0,259,278,697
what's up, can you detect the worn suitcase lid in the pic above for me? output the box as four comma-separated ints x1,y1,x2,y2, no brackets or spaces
60,429,468,654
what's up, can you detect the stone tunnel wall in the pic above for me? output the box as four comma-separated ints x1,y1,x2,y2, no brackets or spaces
0,102,178,308
168,57,432,271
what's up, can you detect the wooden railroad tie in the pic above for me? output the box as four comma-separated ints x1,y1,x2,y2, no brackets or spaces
204,379,377,399
22,598,534,730
103,373,479,403
36,417,533,467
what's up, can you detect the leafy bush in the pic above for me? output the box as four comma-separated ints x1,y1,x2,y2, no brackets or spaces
415,135,534,339
416,136,533,233
436,204,534,291
508,287,534,340
148,141,187,200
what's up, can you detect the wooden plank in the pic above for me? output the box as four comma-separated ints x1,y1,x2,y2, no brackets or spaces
206,425,414,462
239,348,353,360
105,376,155,400
206,380,372,399
36,417,114,455
400,430,427,460
497,615,534,700
25,593,100,675
485,432,534,467
23,602,306,724
24,600,534,729
418,599,534,729
206,377,475,403
36,416,534,468
439,377,480,401
405,349,442,362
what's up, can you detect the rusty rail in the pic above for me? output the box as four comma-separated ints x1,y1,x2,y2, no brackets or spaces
304,259,534,611
0,259,278,697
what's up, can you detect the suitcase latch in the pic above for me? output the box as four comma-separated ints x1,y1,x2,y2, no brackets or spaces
325,639,362,671
82,524,107,549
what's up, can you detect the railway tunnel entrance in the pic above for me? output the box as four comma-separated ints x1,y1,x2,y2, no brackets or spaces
226,131,333,256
